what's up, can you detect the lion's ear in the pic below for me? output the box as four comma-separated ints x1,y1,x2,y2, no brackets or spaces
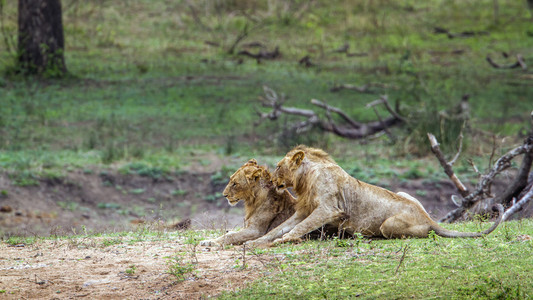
246,169,262,181
247,159,258,165
291,151,305,166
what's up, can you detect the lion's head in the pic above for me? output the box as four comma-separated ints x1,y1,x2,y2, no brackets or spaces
273,145,334,190
273,151,303,190
223,159,271,206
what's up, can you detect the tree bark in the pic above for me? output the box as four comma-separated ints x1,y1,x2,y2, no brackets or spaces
17,0,66,76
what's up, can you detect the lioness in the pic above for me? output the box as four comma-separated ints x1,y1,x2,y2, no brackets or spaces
200,159,296,246
247,145,504,245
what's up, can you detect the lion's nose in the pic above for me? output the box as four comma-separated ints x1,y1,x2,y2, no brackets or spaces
223,194,228,198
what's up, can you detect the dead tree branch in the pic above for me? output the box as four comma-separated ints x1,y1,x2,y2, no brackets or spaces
298,55,315,68
238,46,280,62
436,129,533,223
367,96,408,124
502,185,533,221
434,27,489,39
330,83,394,93
427,133,470,197
486,54,527,70
228,23,251,55
256,86,405,139
310,99,362,128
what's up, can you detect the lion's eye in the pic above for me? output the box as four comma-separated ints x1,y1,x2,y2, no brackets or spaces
232,183,237,187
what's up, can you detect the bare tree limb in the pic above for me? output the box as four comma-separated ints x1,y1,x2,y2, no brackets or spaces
486,54,527,70
366,96,408,124
256,87,405,139
427,133,470,197
368,101,395,141
493,149,533,205
467,158,481,176
310,99,362,128
439,134,533,223
465,138,533,203
238,46,280,62
502,185,533,221
228,23,250,55
330,83,393,93
434,27,489,38
448,133,464,166
298,55,314,68
330,83,373,93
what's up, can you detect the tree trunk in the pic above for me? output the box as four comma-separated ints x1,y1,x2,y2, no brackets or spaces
17,0,66,77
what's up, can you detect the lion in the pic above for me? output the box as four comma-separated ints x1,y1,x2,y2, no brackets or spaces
246,145,504,245
200,159,296,246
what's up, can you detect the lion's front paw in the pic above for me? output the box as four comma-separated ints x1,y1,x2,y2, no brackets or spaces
273,235,302,245
245,238,268,248
200,240,218,247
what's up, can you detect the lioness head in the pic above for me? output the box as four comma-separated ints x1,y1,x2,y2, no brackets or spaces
273,150,305,190
223,159,268,206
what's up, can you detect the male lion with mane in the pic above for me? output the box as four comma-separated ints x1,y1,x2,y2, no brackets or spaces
247,145,503,245
200,159,296,246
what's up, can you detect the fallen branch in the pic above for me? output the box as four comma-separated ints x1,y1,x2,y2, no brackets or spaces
434,27,489,39
298,55,315,68
367,96,408,124
486,54,527,70
310,99,362,128
330,83,392,93
256,86,405,140
238,46,280,62
329,43,368,57
228,23,251,55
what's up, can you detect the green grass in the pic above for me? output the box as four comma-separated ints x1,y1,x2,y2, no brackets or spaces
0,0,531,167
220,219,533,299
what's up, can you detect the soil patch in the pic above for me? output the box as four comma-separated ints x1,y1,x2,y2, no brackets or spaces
0,237,268,299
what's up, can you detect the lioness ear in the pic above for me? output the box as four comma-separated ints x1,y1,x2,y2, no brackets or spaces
247,159,258,165
246,169,262,181
291,151,305,166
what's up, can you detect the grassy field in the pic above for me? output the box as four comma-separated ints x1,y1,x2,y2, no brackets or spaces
221,219,533,299
1,0,532,167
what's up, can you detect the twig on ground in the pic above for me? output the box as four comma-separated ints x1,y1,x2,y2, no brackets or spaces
395,244,410,275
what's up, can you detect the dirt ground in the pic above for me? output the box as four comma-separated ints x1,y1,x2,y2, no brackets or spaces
1,161,532,298
0,237,270,299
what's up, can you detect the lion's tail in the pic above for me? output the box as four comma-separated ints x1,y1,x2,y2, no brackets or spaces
431,204,504,238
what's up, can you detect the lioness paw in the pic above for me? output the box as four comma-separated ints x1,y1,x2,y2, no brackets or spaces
273,236,302,245
200,240,218,247
245,238,268,248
